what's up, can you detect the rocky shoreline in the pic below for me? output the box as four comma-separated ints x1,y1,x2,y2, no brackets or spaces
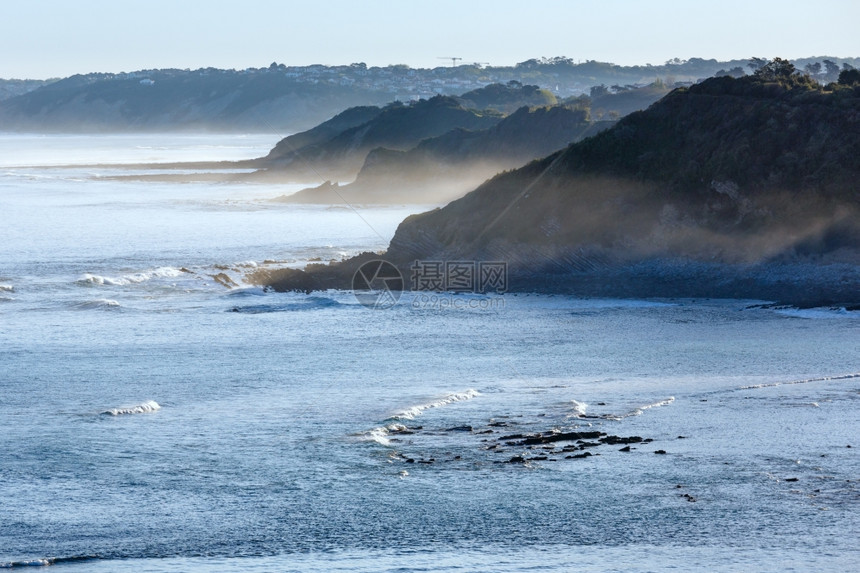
246,252,860,308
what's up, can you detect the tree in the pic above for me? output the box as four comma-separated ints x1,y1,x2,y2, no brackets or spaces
747,57,768,73
590,84,610,98
753,57,796,81
823,60,841,82
804,62,822,77
715,67,745,78
838,68,860,86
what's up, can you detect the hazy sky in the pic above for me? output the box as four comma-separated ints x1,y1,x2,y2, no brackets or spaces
2,0,858,79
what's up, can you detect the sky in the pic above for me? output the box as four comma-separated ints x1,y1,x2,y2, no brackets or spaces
2,0,858,79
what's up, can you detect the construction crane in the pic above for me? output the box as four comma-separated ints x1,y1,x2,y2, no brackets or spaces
437,57,462,67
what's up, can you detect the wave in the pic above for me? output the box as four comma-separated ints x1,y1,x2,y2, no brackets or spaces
774,306,860,320
357,390,481,447
573,397,675,421
72,299,121,310
224,287,268,298
102,400,161,416
740,373,860,391
390,389,480,421
570,399,588,417
363,423,412,446
229,296,342,313
0,556,99,568
77,266,185,287
0,284,13,292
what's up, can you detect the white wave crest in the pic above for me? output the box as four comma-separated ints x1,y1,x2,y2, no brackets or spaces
775,307,860,320
72,299,120,310
570,399,588,417
363,423,411,446
390,389,480,420
0,284,13,292
600,397,676,420
634,396,675,414
740,373,860,390
78,267,184,287
0,558,52,568
102,400,161,416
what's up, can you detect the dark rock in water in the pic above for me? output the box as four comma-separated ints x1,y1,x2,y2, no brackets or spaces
619,446,632,452
498,433,525,440
578,441,601,448
520,430,603,446
643,438,654,443
677,435,687,439
600,435,644,445
565,452,593,459
476,429,494,434
654,449,667,455
488,421,508,427
597,402,607,406
682,493,697,502
785,477,799,482
446,425,474,432
530,455,548,461
405,458,415,463
507,456,526,464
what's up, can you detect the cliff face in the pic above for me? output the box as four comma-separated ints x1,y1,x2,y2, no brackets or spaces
381,74,860,303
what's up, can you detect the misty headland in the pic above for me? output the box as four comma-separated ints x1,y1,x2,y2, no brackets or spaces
3,57,858,306
249,60,860,307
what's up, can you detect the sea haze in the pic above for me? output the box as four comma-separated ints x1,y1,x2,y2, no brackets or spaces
0,134,858,572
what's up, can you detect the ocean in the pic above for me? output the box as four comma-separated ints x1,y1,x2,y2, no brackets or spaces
1,133,858,572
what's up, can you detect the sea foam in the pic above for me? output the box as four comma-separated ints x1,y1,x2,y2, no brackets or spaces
78,266,184,287
102,400,161,416
390,389,480,420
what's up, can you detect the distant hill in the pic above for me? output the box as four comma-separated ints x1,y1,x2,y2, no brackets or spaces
455,82,557,113
0,69,395,132
4,57,858,133
0,78,55,102
255,95,502,181
260,63,860,304
280,104,612,203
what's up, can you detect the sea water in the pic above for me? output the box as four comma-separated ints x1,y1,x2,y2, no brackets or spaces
1,134,858,572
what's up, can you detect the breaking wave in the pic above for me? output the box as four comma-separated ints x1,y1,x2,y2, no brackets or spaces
77,267,184,287
740,373,860,390
358,390,480,446
570,399,588,417
0,284,13,292
72,299,121,310
390,389,481,421
102,400,161,416
0,556,99,569
774,306,860,320
364,423,412,446
229,296,342,313
571,397,675,420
